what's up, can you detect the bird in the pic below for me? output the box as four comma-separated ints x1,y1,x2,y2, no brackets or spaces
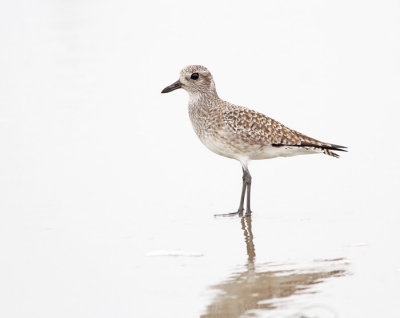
161,65,346,217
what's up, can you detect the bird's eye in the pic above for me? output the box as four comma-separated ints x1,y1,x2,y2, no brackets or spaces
191,73,199,80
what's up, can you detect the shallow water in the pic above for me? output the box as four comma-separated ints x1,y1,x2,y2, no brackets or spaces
201,217,348,318
1,1,400,317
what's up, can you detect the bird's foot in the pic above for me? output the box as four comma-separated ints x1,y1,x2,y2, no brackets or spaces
214,209,244,218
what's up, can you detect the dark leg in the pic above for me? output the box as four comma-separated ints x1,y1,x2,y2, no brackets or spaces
237,168,247,213
243,167,252,216
214,168,248,217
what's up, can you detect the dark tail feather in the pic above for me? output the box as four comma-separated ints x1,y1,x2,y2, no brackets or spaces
292,142,348,158
323,149,340,158
324,144,347,158
328,144,348,152
316,143,347,158
271,142,348,158
299,142,348,152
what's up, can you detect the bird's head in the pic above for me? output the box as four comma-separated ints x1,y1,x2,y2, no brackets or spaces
161,65,217,97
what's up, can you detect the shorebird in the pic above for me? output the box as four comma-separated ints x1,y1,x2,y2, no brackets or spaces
161,65,346,217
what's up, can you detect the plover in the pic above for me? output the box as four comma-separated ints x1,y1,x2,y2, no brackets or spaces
161,65,346,217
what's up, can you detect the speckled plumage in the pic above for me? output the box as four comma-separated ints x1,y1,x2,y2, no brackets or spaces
161,65,346,216
180,65,346,166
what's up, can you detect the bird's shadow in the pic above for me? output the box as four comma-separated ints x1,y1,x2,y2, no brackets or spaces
201,216,348,318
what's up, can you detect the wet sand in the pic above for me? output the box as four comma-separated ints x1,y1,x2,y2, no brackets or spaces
1,1,399,317
201,217,347,318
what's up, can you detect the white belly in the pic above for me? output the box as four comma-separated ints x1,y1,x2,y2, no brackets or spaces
201,134,318,162
201,135,240,160
250,145,318,159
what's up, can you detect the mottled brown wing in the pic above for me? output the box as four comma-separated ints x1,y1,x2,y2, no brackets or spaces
222,107,320,145
222,106,347,157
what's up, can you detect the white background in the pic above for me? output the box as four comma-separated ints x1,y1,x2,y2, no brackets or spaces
0,1,399,317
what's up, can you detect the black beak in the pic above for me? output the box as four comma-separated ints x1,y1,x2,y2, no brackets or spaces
161,80,182,93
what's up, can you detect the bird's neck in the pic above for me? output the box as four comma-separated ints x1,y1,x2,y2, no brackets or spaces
188,91,219,108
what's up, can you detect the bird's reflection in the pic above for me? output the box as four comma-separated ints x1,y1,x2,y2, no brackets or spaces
201,216,347,318
241,216,255,264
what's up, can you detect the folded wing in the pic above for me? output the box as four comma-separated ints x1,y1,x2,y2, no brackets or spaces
222,106,347,158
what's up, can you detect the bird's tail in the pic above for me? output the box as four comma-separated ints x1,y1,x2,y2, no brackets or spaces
321,144,348,158
297,142,348,158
